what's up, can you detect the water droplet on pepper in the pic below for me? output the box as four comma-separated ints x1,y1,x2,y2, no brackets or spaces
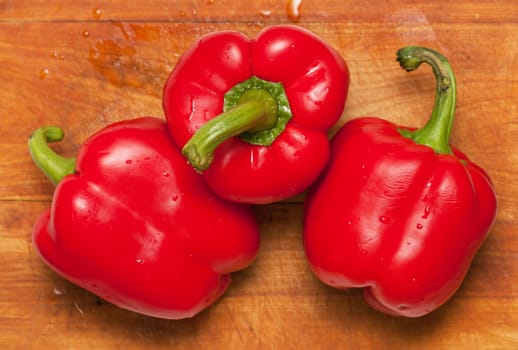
379,216,390,224
422,206,431,219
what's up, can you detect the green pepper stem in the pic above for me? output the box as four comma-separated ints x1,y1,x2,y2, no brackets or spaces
396,46,457,154
28,126,76,185
182,87,279,171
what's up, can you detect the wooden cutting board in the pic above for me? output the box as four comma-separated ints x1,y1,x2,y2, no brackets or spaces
1,1,517,348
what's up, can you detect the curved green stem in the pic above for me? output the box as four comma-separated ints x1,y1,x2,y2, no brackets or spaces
28,126,76,185
396,46,457,155
183,76,292,172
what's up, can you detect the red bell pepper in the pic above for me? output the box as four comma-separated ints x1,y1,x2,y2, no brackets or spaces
163,25,349,204
28,117,260,319
303,47,497,317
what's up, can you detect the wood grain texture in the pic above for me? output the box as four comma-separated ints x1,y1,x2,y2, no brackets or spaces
1,0,517,348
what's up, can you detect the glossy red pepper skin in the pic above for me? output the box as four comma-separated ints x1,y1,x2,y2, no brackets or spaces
303,47,497,317
163,25,349,204
30,117,260,319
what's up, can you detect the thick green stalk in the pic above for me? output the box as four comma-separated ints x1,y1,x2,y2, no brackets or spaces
182,76,292,172
28,126,76,185
396,46,457,155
